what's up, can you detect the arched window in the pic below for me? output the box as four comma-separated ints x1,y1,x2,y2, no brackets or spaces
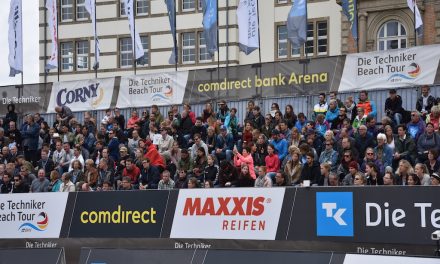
377,20,407,51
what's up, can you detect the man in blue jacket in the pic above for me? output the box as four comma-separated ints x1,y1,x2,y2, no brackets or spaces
270,129,288,162
214,126,234,162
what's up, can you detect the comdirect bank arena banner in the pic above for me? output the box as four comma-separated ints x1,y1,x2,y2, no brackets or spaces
46,77,115,113
116,72,188,108
0,192,68,238
170,188,285,240
339,44,440,92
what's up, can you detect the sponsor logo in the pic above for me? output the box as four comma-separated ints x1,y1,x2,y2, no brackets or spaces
171,189,285,240
316,192,354,237
56,83,104,107
18,212,49,232
79,205,157,224
387,62,421,81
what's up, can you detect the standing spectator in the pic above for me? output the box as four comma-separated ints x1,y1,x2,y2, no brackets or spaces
385,89,405,125
21,115,40,165
244,100,255,123
329,91,344,108
344,96,358,123
5,104,18,129
30,169,50,192
313,93,328,120
216,100,229,124
158,170,175,190
416,85,437,121
357,90,377,119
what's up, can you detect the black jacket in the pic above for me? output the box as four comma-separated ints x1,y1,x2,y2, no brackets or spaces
300,161,323,185
385,95,404,115
416,95,437,114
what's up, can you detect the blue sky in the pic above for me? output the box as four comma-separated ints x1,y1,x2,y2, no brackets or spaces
0,0,38,86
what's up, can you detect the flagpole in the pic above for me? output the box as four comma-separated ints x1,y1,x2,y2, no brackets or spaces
44,0,48,84
356,0,359,52
256,0,262,64
132,0,137,75
174,0,177,71
216,0,220,82
413,0,417,46
20,0,24,87
94,0,98,78
57,0,60,82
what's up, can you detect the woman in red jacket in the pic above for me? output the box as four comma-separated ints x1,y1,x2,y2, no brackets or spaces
265,144,280,182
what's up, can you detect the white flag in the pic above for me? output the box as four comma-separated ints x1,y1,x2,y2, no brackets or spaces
407,0,423,31
237,0,259,55
85,0,100,69
8,0,23,77
46,0,58,70
124,0,144,61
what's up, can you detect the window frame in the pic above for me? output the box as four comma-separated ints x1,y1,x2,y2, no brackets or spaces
76,40,90,71
119,37,133,68
60,0,74,22
61,42,74,72
76,0,88,21
377,20,408,51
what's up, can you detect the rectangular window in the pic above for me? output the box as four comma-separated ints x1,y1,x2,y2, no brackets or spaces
136,36,149,66
277,25,287,58
61,42,74,71
182,0,195,12
76,0,88,20
305,22,314,56
120,0,126,16
182,32,196,63
120,38,133,67
61,0,74,21
198,32,210,62
317,21,328,55
76,41,89,70
136,0,149,15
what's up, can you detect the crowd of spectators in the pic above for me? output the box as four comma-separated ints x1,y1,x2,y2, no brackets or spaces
0,85,440,193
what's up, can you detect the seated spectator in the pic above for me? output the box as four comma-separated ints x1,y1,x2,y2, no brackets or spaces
261,114,274,139
393,125,416,167
12,174,29,193
236,163,254,187
407,111,425,142
107,129,120,161
416,122,440,163
395,159,413,185
127,110,140,130
320,163,332,186
206,126,217,154
192,147,207,182
425,149,440,175
255,166,272,188
300,151,322,186
139,158,160,189
127,130,141,155
97,158,114,187
265,144,280,181
0,175,12,193
426,105,440,131
187,177,200,188
374,133,393,169
36,149,55,179
118,176,134,190
342,161,362,186
270,129,288,162
319,139,338,171
202,103,214,123
218,160,238,187
213,126,233,162
325,99,339,126
284,105,297,129
158,170,175,190
284,147,302,185
383,171,395,186
83,159,99,189
48,170,62,192
353,173,366,186
204,154,219,184
122,158,140,186
355,125,376,161
414,163,431,186
69,146,85,172
365,162,383,186
19,166,36,187
157,128,174,161
295,112,307,132
431,173,440,186
274,171,289,187
361,147,384,176
144,139,165,170
315,114,330,137
406,173,421,186
352,107,367,129
385,89,405,125
174,169,188,189
30,169,50,192
279,121,291,143
189,133,209,161
216,100,229,124
224,108,239,140
59,173,75,192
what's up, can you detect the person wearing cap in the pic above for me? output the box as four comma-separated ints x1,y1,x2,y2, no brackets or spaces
216,100,229,124
431,173,440,186
385,89,405,125
269,129,288,162
342,161,364,186
213,126,234,162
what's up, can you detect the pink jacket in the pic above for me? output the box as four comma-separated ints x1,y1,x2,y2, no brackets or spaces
233,153,256,179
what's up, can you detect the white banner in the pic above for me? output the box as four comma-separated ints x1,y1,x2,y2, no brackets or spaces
170,188,285,240
124,0,144,60
237,0,259,55
45,0,58,70
85,0,100,69
339,45,440,92
47,77,115,113
116,72,188,108
8,0,23,77
343,254,440,264
0,193,68,238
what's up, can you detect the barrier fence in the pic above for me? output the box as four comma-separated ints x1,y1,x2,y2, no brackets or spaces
0,187,439,263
